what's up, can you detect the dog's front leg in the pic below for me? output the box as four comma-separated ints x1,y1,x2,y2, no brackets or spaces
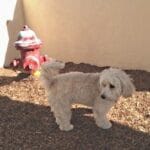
93,99,113,129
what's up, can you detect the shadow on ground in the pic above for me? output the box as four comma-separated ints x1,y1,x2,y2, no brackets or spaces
0,73,30,87
1,62,149,91
0,96,149,150
1,62,150,92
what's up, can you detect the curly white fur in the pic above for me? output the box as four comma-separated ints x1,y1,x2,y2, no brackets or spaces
41,60,135,131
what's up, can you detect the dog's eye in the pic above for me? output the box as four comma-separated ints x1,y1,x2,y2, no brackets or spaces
110,84,115,89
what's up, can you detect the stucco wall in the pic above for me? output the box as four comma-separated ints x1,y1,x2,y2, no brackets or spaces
13,1,150,71
24,0,150,70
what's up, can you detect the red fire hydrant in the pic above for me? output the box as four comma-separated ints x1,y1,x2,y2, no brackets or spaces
11,25,49,74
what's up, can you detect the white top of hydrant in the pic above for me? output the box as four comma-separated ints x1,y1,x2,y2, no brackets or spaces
14,25,42,49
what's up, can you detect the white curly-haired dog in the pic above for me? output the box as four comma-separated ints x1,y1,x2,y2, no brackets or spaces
41,60,135,131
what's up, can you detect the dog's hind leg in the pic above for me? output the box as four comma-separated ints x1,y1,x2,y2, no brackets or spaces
51,101,73,131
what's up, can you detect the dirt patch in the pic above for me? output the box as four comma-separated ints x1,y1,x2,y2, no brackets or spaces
0,62,150,150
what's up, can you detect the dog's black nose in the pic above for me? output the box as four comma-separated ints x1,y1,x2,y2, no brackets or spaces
101,94,106,99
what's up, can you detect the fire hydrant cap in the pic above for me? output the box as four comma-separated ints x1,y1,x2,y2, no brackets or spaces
14,25,42,49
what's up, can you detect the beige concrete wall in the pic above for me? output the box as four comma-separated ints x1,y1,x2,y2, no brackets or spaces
23,0,150,71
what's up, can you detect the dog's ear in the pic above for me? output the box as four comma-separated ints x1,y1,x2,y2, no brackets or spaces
116,70,135,98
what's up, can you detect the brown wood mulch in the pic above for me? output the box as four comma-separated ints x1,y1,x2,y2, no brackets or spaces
0,62,149,150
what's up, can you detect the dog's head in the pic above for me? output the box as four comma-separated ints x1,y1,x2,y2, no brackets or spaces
99,68,135,102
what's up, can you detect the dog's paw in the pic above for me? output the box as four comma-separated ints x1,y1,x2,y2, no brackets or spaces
59,124,74,131
96,121,112,129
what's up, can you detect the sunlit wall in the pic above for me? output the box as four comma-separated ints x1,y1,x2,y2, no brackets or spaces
7,0,150,71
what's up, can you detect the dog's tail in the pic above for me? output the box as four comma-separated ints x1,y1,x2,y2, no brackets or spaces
40,59,65,88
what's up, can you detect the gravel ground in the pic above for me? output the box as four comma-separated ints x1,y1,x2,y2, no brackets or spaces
0,62,150,150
